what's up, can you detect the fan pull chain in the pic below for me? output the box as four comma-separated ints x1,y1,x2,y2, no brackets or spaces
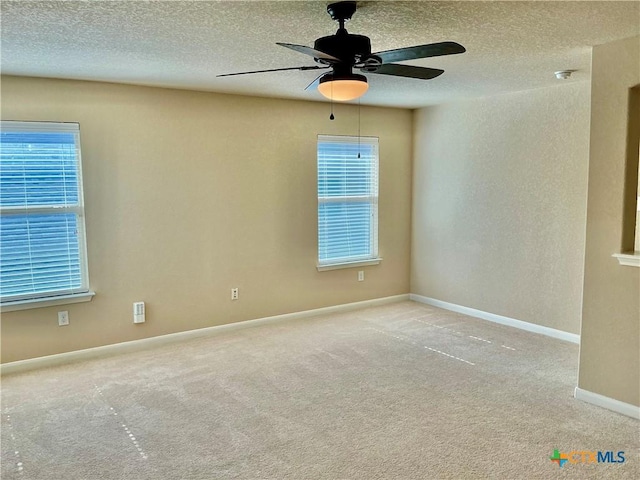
329,82,335,120
357,99,361,158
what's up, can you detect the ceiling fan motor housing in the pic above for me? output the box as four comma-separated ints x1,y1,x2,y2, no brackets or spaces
314,33,371,64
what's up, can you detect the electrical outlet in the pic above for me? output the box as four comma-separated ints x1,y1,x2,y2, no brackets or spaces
133,302,145,323
231,287,239,300
58,311,69,326
358,271,364,282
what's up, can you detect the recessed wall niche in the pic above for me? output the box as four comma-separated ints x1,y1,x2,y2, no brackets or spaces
622,86,640,254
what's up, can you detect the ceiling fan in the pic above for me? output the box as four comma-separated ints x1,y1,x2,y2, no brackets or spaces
217,1,466,101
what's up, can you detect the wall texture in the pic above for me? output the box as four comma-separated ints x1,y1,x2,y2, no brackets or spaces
579,35,640,407
411,82,591,334
0,76,413,363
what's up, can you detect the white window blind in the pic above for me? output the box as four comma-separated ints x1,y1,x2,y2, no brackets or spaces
0,121,90,303
317,135,379,266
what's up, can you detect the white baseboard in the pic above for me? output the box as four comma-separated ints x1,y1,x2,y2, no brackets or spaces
409,294,580,344
1,294,409,376
574,387,640,419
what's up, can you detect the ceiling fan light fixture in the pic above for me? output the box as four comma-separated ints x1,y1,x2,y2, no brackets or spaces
318,73,368,101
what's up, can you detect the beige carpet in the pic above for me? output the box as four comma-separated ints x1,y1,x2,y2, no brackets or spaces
1,301,638,479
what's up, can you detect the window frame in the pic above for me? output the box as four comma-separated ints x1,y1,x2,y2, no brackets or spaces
316,134,381,270
0,120,93,311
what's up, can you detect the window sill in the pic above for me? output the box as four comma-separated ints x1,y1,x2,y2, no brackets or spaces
612,252,640,268
317,258,382,271
1,291,96,313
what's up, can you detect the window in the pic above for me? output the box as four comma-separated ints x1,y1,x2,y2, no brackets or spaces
0,121,91,307
317,135,380,269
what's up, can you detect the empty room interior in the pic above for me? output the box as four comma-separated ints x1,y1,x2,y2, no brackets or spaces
1,1,639,479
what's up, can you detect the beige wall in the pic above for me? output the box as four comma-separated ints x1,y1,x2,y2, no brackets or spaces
579,35,640,407
0,76,413,363
411,83,591,334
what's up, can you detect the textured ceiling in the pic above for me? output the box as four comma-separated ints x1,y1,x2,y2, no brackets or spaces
1,1,639,108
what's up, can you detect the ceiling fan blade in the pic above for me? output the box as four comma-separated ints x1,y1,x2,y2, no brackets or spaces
276,42,340,62
374,41,465,64
304,73,328,91
366,64,444,80
217,65,328,77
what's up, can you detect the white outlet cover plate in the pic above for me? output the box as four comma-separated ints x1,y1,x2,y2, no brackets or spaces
58,311,69,325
